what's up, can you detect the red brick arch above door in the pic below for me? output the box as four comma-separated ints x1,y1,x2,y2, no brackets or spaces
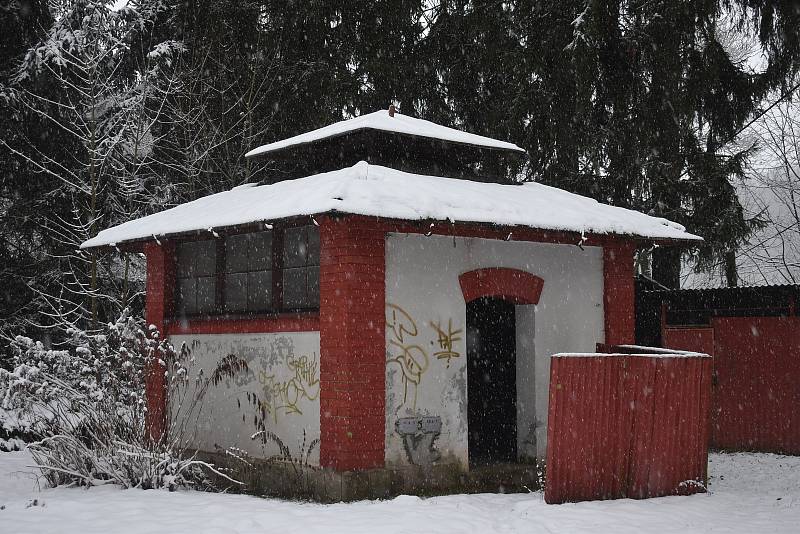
458,268,544,305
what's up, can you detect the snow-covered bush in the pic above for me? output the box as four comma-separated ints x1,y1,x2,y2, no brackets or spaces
1,310,149,442
0,310,248,490
6,310,148,410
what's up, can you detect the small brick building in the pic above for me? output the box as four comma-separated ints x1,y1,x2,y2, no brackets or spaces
82,108,699,499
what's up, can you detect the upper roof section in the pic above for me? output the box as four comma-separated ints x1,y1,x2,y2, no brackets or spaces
245,108,525,159
81,161,701,249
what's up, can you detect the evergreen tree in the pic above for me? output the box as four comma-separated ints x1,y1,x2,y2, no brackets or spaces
3,0,800,344
516,1,800,287
0,0,57,344
2,0,183,334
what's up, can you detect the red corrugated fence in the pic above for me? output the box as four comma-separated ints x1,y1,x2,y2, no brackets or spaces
664,316,800,453
545,351,712,504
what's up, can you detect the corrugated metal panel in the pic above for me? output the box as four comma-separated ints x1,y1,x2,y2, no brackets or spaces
663,328,717,446
545,353,711,504
664,318,800,453
712,316,800,453
663,328,715,357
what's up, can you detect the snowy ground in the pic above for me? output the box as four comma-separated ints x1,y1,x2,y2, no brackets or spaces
1,451,798,533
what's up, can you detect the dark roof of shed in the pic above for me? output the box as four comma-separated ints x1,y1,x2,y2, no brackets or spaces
639,281,800,323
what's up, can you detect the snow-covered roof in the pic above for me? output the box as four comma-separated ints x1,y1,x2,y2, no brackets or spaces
81,162,700,249
244,109,525,158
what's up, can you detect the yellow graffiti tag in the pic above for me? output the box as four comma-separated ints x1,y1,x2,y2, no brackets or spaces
386,303,419,343
386,303,429,411
430,319,463,367
258,353,320,422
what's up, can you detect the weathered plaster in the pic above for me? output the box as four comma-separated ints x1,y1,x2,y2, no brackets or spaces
170,332,321,465
384,234,604,467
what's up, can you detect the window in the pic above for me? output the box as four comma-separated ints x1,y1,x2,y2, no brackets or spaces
175,239,217,315
224,231,273,313
172,224,320,317
282,225,320,309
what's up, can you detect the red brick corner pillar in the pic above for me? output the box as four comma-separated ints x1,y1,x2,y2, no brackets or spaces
318,215,386,471
603,240,636,345
143,241,174,442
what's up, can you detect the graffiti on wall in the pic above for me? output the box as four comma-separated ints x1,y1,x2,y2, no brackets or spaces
395,416,443,466
258,353,320,423
430,319,463,367
386,303,464,411
386,304,430,411
168,332,321,463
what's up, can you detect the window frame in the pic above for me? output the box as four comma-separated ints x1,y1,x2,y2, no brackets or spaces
171,220,321,319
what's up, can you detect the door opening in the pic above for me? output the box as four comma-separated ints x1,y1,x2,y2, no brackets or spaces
466,297,517,467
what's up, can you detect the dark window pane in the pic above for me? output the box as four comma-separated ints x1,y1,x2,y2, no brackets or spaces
308,266,320,306
176,278,194,314
176,243,195,277
194,241,217,276
247,271,272,311
195,276,216,314
249,232,272,271
225,231,272,274
282,267,308,309
225,273,247,313
225,234,250,273
174,239,218,315
307,226,320,265
283,226,307,268
176,240,217,278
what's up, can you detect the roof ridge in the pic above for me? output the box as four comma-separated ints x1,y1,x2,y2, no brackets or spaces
244,109,524,158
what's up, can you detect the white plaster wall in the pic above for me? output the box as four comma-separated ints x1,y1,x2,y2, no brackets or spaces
516,305,536,459
384,234,603,468
169,332,321,465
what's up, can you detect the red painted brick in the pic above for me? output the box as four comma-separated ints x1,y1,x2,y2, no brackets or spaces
318,215,387,471
603,242,636,345
143,241,175,442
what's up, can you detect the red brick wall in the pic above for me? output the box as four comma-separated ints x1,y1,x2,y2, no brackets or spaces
164,315,319,336
318,215,386,470
603,242,636,345
143,241,174,441
458,268,544,304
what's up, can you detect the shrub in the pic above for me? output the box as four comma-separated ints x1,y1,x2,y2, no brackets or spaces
0,310,248,490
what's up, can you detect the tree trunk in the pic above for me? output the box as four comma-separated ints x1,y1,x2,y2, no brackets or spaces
652,247,681,289
724,250,738,287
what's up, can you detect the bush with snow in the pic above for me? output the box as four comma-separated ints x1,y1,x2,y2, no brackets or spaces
0,310,248,490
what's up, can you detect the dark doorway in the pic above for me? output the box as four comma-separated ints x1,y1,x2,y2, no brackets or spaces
466,297,517,467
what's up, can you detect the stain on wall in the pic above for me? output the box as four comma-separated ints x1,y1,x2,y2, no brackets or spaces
395,416,443,466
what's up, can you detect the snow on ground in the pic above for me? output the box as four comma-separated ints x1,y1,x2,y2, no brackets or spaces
1,450,798,534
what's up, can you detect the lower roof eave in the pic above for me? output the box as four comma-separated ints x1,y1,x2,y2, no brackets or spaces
82,211,702,252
